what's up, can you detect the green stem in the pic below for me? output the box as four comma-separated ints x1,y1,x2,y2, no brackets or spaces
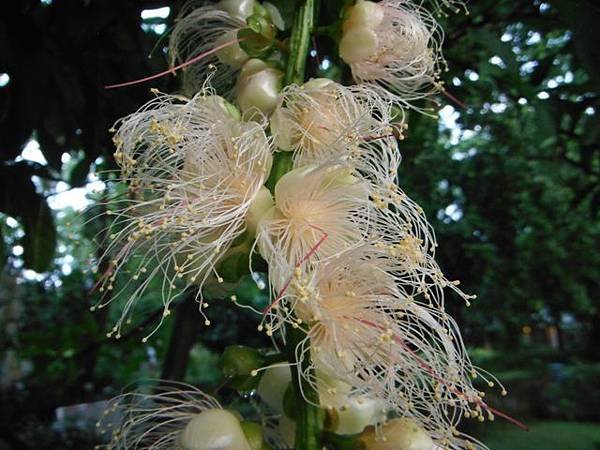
284,0,315,86
278,2,323,448
286,324,324,450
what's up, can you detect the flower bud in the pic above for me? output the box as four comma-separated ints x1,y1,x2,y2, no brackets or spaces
327,396,386,436
360,418,435,450
220,345,265,378
180,409,252,450
236,59,283,118
217,0,257,20
263,2,285,30
319,374,386,436
246,186,275,235
240,421,264,450
339,27,379,64
256,365,292,412
238,15,276,58
216,30,250,69
342,0,385,32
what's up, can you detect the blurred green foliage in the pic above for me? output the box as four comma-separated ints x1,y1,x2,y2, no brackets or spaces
474,421,600,450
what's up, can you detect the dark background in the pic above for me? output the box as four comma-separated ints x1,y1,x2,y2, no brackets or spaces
0,0,599,448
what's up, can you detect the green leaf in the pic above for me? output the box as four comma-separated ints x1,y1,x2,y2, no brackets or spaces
21,196,56,272
477,29,519,73
582,112,600,146
550,0,600,87
0,162,56,272
69,156,92,187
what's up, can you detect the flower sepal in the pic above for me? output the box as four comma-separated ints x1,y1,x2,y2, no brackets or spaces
238,14,277,58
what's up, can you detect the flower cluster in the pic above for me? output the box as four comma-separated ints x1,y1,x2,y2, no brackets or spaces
98,1,509,450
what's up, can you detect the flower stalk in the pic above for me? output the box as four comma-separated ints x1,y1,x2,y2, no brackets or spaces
284,0,315,86
281,2,324,449
286,323,324,450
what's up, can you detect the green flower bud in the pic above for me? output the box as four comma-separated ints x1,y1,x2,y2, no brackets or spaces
247,14,275,39
238,14,276,58
219,345,265,391
263,2,285,30
240,421,263,450
220,345,265,378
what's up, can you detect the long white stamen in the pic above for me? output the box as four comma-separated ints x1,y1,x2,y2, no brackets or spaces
97,90,272,339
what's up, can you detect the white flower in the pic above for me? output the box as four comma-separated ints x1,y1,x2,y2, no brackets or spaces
97,382,253,450
97,91,272,340
271,79,404,184
275,246,499,449
255,162,372,292
168,2,252,96
339,0,445,108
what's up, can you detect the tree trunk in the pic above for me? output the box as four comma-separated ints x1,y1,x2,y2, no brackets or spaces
160,292,201,381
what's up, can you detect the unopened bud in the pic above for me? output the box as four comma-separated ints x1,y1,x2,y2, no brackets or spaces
239,421,264,450
181,409,252,450
219,345,265,378
360,418,435,450
236,59,283,117
237,14,276,59
256,365,291,412
246,186,275,235
342,0,385,33
215,31,249,69
217,0,257,20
